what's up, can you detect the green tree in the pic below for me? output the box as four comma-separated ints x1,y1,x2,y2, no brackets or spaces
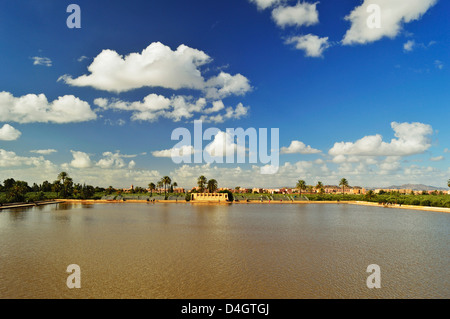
316,181,324,194
157,181,163,194
81,185,95,199
197,175,207,193
73,183,82,199
365,190,375,200
6,181,28,203
57,172,70,198
207,179,218,193
52,180,62,194
62,177,74,198
296,180,306,196
162,176,172,197
106,186,115,195
339,178,349,194
148,183,156,196
31,183,40,192
3,178,15,191
218,189,233,202
41,180,52,192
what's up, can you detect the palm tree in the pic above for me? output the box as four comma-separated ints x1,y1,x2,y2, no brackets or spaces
197,175,207,193
58,172,68,184
161,176,172,196
148,183,156,196
366,190,375,200
296,180,306,196
57,172,70,198
316,181,324,194
207,179,218,193
171,182,177,193
157,181,163,194
339,178,349,195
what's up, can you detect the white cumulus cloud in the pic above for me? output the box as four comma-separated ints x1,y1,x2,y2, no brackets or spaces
342,0,437,45
272,2,319,28
205,72,252,99
281,140,321,154
329,122,433,157
59,42,210,92
286,34,330,57
97,94,248,123
59,42,251,98
0,149,53,168
0,91,97,123
0,124,21,141
70,151,93,169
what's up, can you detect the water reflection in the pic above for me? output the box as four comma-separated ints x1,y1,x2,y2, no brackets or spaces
7,209,30,222
0,203,448,299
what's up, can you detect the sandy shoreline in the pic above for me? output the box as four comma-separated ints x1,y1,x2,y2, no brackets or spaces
57,199,450,213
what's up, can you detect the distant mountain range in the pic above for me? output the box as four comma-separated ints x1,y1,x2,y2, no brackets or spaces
367,184,449,191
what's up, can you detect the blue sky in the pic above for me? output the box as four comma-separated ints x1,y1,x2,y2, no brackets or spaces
0,0,448,188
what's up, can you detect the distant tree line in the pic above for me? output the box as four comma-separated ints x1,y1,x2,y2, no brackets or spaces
0,172,104,204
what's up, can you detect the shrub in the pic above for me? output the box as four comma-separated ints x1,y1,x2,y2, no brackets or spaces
420,199,431,207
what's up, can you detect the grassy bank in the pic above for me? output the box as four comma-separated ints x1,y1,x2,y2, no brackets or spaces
1,191,449,209
233,193,450,208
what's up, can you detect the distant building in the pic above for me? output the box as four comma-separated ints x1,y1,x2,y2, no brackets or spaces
172,187,185,194
123,185,134,193
191,193,229,202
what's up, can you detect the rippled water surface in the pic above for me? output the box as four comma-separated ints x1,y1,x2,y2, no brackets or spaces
0,203,448,298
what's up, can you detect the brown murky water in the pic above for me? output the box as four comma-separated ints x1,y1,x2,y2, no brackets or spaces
0,203,448,299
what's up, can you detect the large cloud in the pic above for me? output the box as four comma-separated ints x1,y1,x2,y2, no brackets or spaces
59,42,209,92
0,124,21,141
342,0,437,45
60,42,252,96
0,149,54,168
0,92,96,123
329,122,433,157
